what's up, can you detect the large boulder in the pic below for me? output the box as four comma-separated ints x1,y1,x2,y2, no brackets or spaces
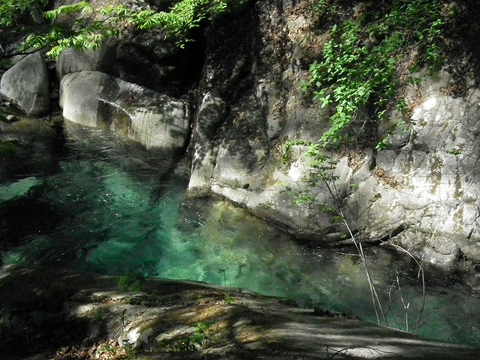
60,70,189,150
56,47,105,80
0,52,50,116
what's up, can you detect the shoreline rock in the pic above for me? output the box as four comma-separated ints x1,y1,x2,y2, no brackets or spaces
1,265,479,360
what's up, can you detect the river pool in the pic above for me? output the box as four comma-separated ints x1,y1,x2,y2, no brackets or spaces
1,121,479,347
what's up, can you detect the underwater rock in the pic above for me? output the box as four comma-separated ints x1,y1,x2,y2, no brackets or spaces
0,177,40,203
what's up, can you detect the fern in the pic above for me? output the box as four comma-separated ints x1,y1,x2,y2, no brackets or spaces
16,0,239,56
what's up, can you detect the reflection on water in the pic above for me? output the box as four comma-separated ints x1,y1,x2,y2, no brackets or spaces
0,123,479,347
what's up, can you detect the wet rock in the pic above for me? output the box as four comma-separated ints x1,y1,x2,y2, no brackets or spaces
60,70,189,151
5,114,19,122
0,176,40,203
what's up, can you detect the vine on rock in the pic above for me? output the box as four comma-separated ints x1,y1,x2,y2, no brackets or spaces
302,0,449,148
284,0,449,329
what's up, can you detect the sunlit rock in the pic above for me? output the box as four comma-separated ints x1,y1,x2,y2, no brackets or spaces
60,70,189,150
182,0,480,273
56,47,105,80
1,266,479,359
0,52,50,116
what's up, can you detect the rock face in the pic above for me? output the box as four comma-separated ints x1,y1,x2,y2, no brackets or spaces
183,0,480,275
352,80,480,271
185,1,351,239
186,0,357,243
60,70,189,150
0,52,50,115
1,265,479,360
56,47,106,80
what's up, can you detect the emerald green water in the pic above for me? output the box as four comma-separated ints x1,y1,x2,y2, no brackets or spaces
1,122,479,347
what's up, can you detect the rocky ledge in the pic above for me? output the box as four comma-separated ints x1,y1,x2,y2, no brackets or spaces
0,265,479,360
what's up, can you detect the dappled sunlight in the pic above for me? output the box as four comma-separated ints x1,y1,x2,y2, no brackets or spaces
1,124,480,349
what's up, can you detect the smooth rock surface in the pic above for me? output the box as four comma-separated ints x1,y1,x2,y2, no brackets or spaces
60,70,189,150
0,265,479,360
0,52,50,116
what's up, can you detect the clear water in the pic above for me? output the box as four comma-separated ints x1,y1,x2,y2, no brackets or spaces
1,122,479,348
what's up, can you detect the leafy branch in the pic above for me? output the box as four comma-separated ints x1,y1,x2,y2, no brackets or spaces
284,142,427,329
303,0,448,148
285,143,389,325
13,0,240,58
0,0,48,27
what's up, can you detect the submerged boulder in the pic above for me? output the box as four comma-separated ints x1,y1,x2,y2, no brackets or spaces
60,70,189,150
0,176,41,203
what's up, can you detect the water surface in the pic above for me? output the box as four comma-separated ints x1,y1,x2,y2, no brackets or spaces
1,122,479,347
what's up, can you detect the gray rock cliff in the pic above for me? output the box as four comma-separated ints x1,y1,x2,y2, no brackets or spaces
184,0,480,278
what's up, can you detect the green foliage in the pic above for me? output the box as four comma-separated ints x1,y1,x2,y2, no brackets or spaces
293,195,315,205
118,271,143,292
447,148,461,156
260,201,273,210
282,139,312,163
192,322,215,347
283,141,341,206
0,0,49,58
0,0,48,27
0,60,12,69
21,1,126,57
304,152,339,187
162,321,218,352
303,0,447,147
19,0,240,57
224,293,235,304
375,133,391,151
0,141,18,157
44,1,94,21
